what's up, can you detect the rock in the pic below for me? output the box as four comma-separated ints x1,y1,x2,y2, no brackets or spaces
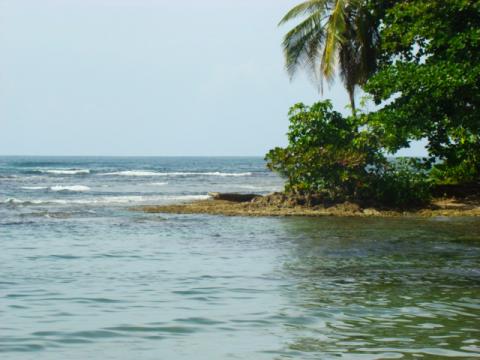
363,208,380,216
208,192,260,203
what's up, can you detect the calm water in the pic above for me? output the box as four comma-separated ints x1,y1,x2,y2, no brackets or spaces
1,157,479,360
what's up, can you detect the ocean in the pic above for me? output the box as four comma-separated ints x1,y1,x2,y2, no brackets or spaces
1,156,479,359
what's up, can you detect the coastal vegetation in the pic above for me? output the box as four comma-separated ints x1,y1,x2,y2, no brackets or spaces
268,0,480,208
265,101,431,208
137,0,480,217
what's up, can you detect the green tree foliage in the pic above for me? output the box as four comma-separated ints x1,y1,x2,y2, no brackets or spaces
279,0,380,114
368,158,432,207
265,101,431,206
364,0,480,182
269,1,478,207
266,101,379,198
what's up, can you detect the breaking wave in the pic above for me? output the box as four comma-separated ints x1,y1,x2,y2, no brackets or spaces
36,169,91,175
1,194,210,207
100,171,252,177
50,185,91,192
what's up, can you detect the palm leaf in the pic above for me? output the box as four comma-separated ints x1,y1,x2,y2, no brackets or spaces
321,0,347,81
282,13,325,78
278,0,329,26
279,0,377,115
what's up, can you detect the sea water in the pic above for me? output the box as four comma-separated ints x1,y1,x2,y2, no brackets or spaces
1,156,479,359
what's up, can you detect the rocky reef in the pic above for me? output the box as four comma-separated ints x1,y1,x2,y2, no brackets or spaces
136,192,480,217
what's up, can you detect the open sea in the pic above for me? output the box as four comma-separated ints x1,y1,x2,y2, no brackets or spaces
1,156,479,360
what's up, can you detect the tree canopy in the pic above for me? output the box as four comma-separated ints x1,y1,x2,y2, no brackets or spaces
271,0,480,205
365,0,480,182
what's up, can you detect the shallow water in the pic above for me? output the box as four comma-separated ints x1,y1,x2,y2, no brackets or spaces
1,157,479,359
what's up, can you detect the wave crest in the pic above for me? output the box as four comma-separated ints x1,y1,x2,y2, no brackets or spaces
101,171,252,177
50,185,91,192
39,169,90,175
1,194,210,206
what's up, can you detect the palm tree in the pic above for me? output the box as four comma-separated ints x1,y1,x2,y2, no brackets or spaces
279,0,379,116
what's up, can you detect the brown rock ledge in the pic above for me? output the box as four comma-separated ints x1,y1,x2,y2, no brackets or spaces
134,193,480,217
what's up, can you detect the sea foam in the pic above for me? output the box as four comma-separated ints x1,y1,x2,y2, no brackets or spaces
1,194,210,206
50,185,91,192
101,171,252,177
101,171,164,177
40,169,91,175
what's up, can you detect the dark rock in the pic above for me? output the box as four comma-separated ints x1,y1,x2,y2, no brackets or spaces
208,192,261,202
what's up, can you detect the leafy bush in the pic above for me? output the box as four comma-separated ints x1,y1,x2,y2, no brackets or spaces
266,101,432,207
366,158,432,208
429,153,480,185
265,101,384,201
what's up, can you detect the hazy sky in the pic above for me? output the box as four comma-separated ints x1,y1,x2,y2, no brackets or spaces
0,0,426,156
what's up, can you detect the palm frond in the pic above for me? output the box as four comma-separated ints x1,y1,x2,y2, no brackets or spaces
282,13,325,78
279,0,377,116
278,0,329,26
321,0,348,81
355,6,379,83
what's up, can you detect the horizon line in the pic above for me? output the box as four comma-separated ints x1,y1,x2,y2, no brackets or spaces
0,154,267,158
0,154,422,158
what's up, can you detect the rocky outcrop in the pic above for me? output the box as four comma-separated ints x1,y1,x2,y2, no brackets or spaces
135,191,480,217
208,192,260,202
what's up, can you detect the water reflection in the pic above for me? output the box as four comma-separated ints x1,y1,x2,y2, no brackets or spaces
276,217,480,359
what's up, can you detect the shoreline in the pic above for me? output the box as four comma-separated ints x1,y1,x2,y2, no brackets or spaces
136,193,480,218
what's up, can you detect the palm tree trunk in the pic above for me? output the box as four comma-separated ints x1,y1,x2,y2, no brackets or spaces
348,89,357,117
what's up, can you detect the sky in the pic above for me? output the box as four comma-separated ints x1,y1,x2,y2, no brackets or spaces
0,0,426,156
